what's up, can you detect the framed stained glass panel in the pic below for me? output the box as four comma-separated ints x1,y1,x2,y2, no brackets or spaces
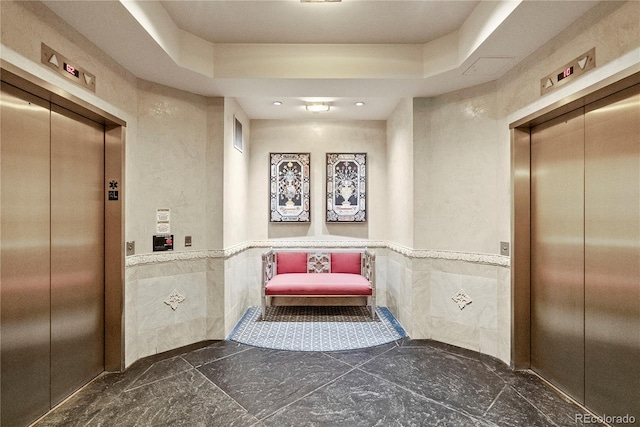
270,153,310,222
326,153,366,222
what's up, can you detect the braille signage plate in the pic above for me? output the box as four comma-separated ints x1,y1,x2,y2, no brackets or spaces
107,180,119,201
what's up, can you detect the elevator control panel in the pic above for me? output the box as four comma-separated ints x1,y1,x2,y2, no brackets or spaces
153,235,174,252
540,48,595,95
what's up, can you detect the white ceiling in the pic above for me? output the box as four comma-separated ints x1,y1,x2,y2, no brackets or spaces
160,1,479,44
42,0,601,120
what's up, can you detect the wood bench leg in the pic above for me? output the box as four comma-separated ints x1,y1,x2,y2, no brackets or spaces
370,296,376,320
261,296,267,320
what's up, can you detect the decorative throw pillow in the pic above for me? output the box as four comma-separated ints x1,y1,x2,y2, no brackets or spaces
331,252,362,274
276,252,308,274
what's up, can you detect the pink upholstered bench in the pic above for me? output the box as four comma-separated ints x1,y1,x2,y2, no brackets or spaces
261,249,376,319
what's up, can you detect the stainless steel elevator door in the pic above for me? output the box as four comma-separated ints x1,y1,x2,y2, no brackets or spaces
0,83,105,425
50,105,105,406
531,108,586,403
584,85,640,419
1,83,53,427
531,84,640,421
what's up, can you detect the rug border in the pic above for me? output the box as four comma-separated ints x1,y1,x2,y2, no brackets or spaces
377,306,408,338
226,306,257,341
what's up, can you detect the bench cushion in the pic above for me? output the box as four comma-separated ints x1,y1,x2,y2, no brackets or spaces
277,252,307,274
331,252,361,274
265,273,372,296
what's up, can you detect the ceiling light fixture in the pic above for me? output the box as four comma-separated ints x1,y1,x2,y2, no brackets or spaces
273,101,282,106
300,0,341,3
305,102,331,113
355,102,365,107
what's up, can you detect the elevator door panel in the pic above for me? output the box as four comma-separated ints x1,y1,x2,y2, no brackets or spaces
0,83,52,426
50,105,105,406
531,108,585,403
584,85,640,419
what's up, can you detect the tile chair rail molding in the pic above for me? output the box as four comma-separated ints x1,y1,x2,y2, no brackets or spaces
124,240,511,268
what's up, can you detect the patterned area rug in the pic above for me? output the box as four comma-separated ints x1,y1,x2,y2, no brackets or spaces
227,306,407,351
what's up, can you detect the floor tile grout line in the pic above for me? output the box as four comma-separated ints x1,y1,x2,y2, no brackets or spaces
188,346,255,369
124,363,156,393
256,364,361,423
191,365,262,425
321,340,400,369
124,365,197,393
357,366,496,426
420,344,514,391
37,338,577,427
436,346,506,373
407,337,507,371
510,385,563,427
82,412,100,427
482,384,507,417
424,345,512,425
486,363,511,385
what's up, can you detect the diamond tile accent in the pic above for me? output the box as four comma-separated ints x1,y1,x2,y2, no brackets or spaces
451,289,472,310
164,290,185,310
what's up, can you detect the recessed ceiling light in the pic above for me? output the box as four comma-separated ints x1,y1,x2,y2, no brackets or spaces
273,101,282,106
305,102,331,113
355,102,365,107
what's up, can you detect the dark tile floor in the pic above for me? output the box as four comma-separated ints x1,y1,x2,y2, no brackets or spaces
35,339,602,427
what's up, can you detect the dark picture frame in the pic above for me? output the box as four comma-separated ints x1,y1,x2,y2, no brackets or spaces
326,153,367,222
270,153,311,222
